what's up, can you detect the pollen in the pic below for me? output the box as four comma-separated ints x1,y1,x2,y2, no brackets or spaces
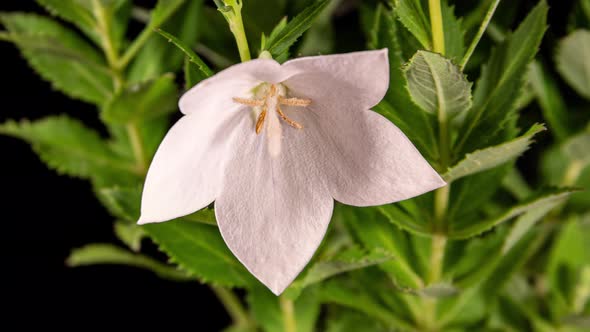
232,84,311,134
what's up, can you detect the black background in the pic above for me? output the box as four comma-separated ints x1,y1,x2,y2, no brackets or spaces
0,0,575,329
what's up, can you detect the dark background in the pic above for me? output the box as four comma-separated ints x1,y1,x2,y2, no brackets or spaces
0,0,576,329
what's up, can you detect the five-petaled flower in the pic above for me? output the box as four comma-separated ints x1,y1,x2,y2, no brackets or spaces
138,49,445,294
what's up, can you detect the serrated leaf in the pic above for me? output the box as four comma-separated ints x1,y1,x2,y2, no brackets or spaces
449,189,574,239
36,0,97,42
0,13,114,104
443,124,545,182
441,1,465,61
393,0,431,49
456,1,548,155
339,206,425,290
264,0,330,60
283,247,394,299
157,28,213,78
556,29,590,100
128,0,201,82
102,74,178,124
404,50,472,118
0,116,139,184
370,7,439,161
530,61,571,141
114,221,146,252
143,220,256,288
67,243,192,281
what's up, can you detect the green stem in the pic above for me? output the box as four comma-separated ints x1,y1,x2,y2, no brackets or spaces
280,297,297,332
228,7,251,62
210,286,252,328
460,0,501,70
92,0,119,68
126,123,148,175
562,160,584,187
428,234,447,284
428,0,445,54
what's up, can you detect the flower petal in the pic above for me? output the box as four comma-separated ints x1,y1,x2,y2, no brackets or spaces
180,59,300,115
138,105,245,224
281,73,444,206
215,111,333,295
283,49,389,108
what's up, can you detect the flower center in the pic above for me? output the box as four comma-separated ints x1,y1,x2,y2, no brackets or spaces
232,83,311,135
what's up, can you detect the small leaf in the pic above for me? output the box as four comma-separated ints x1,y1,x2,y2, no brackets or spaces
441,1,465,61
457,1,548,154
143,220,256,287
393,0,431,49
449,189,574,239
284,247,394,299
0,13,114,104
443,124,545,182
404,50,472,118
102,74,178,124
556,29,590,100
36,0,97,43
529,61,571,141
67,243,193,281
114,221,146,252
264,0,330,60
0,116,138,184
157,28,213,78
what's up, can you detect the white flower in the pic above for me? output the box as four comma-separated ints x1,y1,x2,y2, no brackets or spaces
138,50,445,294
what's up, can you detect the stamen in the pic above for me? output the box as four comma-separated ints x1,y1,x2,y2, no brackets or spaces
255,107,267,134
277,105,303,129
279,96,311,107
233,97,264,106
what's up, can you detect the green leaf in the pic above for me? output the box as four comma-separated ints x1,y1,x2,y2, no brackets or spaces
67,243,193,281
283,247,394,299
128,0,202,82
143,220,256,287
441,1,465,61
404,50,472,118
36,0,97,42
264,0,330,60
393,0,431,49
114,221,146,252
339,205,425,290
556,29,590,100
443,124,545,182
456,1,548,155
157,28,213,78
102,74,178,124
529,61,571,141
0,116,139,184
248,286,321,332
370,7,439,161
449,189,574,239
0,13,114,104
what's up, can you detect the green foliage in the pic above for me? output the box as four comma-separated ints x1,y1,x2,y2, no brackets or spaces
262,0,330,61
0,13,114,104
2,0,590,331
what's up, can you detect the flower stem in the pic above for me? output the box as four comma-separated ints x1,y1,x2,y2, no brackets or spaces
210,286,252,328
126,123,148,175
216,0,251,62
428,234,447,283
460,0,501,70
92,0,119,68
280,297,297,332
429,0,446,54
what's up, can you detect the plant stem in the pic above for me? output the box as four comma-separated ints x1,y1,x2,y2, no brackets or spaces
280,297,297,332
460,0,501,70
227,6,251,62
92,0,119,68
562,160,584,187
428,234,447,284
428,0,446,54
210,286,253,328
126,123,148,175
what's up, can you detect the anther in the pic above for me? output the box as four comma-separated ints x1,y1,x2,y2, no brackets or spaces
277,105,303,129
278,96,311,107
233,97,264,106
255,107,267,134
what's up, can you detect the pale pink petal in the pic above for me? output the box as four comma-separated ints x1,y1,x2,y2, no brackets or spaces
138,104,245,224
215,111,333,295
180,59,301,115
283,73,445,206
282,49,389,108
